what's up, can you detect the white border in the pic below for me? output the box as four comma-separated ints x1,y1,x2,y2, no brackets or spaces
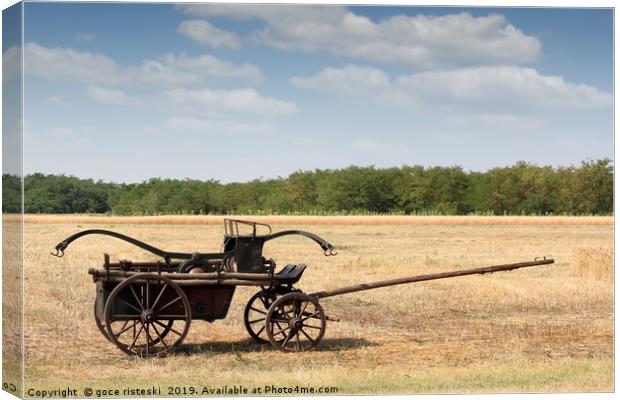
0,1,615,400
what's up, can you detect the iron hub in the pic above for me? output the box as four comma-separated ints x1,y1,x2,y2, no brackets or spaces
141,309,156,323
289,318,303,331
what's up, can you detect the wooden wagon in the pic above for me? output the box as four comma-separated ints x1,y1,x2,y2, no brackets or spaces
52,219,554,356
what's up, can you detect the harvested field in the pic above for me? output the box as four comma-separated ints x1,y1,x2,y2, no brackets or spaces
15,215,614,395
571,247,613,281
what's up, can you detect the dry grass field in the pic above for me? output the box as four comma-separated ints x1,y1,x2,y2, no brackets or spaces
14,215,613,395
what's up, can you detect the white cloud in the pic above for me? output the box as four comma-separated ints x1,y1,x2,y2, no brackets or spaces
292,65,612,112
86,85,143,106
395,66,612,111
179,5,541,68
23,42,261,86
290,65,389,98
157,53,261,83
162,88,297,117
74,32,96,43
24,42,125,84
178,20,240,49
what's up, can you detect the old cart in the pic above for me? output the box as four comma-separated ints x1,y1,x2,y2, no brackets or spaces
52,219,554,356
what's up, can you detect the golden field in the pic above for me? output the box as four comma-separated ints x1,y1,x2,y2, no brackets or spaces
6,215,614,395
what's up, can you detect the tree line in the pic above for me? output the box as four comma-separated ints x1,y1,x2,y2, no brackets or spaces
1,159,613,216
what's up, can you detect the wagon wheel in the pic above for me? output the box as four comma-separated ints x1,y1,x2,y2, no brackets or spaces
94,301,111,341
265,292,326,352
244,290,277,343
104,274,191,357
95,301,175,345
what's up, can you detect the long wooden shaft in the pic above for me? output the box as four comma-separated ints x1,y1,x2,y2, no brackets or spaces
88,269,270,281
310,259,554,299
92,276,271,287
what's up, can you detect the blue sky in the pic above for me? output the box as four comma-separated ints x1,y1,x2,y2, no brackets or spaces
6,3,614,183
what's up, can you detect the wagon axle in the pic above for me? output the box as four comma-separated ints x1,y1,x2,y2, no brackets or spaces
53,219,555,357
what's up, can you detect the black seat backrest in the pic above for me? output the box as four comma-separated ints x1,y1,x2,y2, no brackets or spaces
223,235,268,273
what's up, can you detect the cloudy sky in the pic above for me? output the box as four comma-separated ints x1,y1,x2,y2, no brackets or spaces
6,3,614,182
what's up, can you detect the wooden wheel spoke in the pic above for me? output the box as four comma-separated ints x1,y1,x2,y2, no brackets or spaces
277,304,291,317
151,283,168,310
157,296,182,313
281,330,294,349
295,331,301,351
303,324,322,330
259,295,271,309
299,328,316,343
113,320,139,337
128,323,145,351
118,299,142,314
152,324,169,351
113,320,130,334
255,325,265,337
154,320,184,337
272,324,291,338
249,306,266,315
273,321,287,339
145,323,151,355
129,286,145,311
301,311,321,322
297,300,310,319
248,317,264,324
112,314,144,320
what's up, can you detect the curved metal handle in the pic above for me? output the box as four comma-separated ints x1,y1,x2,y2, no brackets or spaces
51,229,231,261
266,229,338,256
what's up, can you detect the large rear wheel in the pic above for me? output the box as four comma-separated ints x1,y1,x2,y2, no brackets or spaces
104,274,191,357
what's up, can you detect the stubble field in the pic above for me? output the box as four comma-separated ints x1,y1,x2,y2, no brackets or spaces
15,215,614,395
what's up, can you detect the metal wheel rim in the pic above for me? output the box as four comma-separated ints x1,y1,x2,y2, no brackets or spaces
104,273,191,357
265,293,326,352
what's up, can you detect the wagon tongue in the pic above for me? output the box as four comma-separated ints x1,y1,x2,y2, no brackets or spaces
309,258,555,300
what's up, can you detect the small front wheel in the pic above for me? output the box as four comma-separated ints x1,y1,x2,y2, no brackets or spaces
244,290,277,343
265,293,326,352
